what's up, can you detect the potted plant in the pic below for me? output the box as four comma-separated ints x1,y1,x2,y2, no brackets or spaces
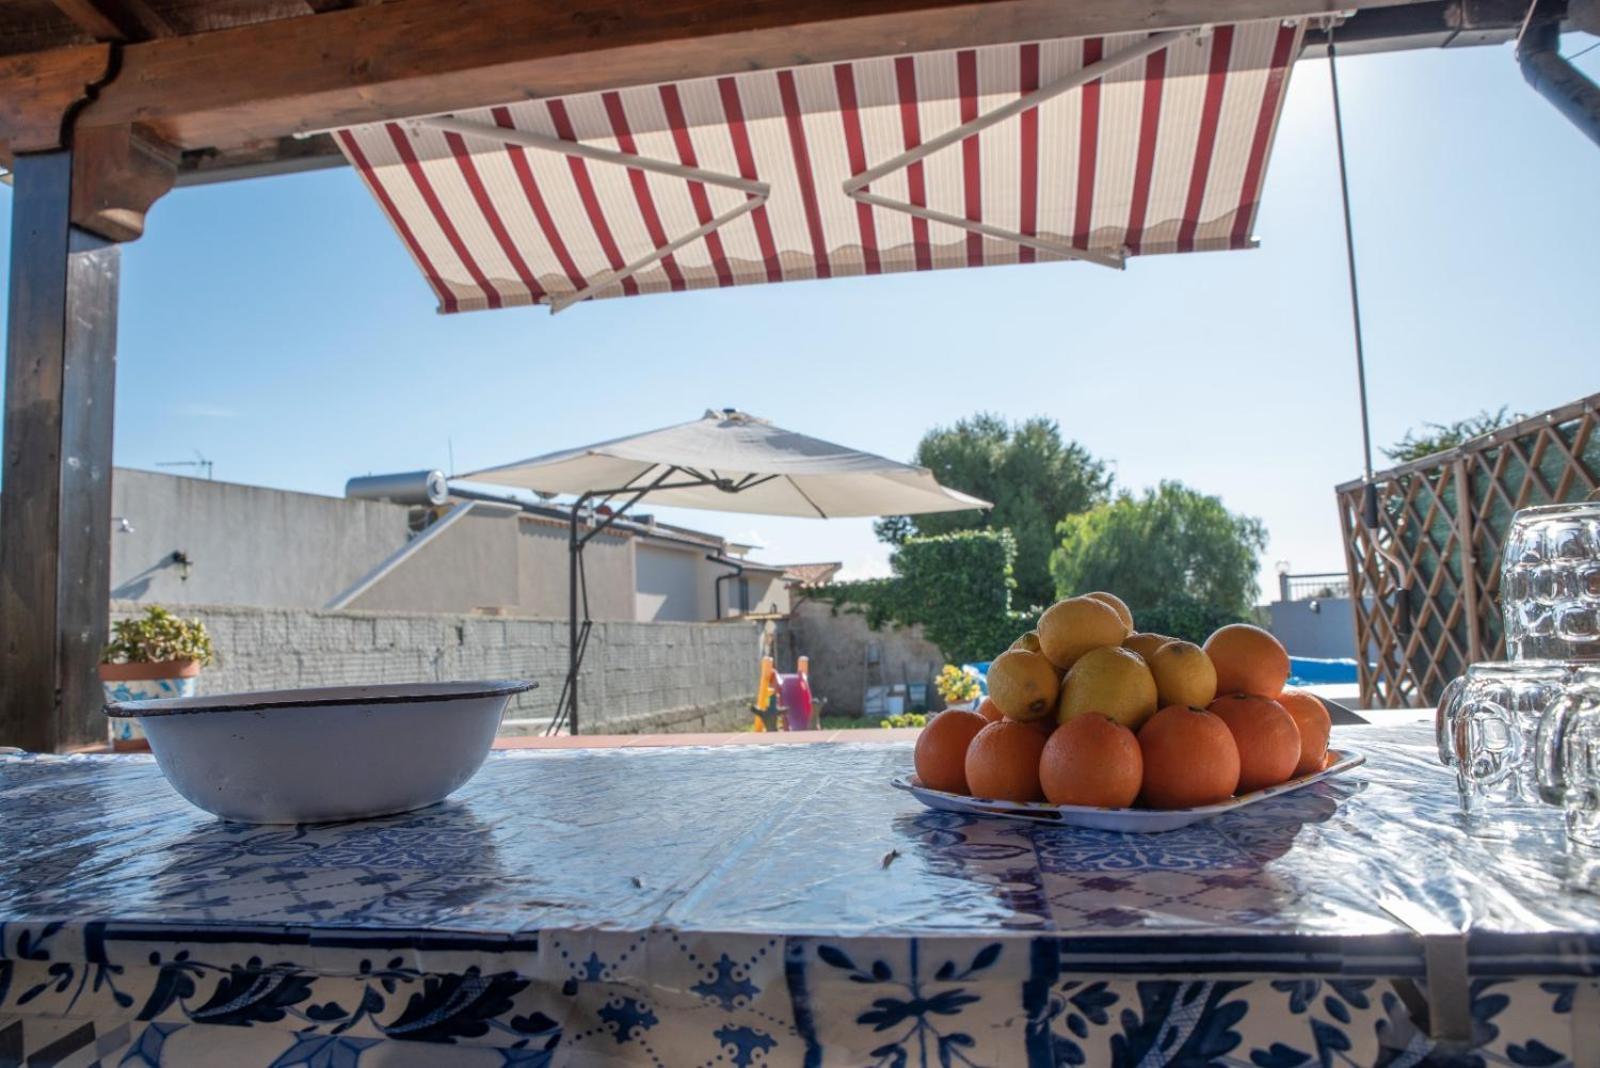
934,664,982,712
100,606,215,751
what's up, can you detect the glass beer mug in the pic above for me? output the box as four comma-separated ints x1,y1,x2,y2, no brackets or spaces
1436,661,1571,815
1501,502,1600,662
1536,664,1600,848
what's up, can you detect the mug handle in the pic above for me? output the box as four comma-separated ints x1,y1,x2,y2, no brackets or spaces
1436,676,1465,767
1536,689,1587,806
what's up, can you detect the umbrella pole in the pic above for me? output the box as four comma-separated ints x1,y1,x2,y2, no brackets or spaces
568,497,583,735
555,468,730,735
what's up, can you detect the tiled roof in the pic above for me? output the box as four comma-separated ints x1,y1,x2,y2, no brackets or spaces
782,562,844,587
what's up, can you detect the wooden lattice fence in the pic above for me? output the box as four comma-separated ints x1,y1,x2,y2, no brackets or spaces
1336,394,1600,708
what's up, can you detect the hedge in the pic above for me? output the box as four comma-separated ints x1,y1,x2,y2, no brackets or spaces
811,529,1031,664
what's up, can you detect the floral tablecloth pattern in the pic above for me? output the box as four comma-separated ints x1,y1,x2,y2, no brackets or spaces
3,726,1598,1065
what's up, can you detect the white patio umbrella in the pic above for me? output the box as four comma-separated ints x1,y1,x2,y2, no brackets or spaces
461,408,990,518
459,409,990,734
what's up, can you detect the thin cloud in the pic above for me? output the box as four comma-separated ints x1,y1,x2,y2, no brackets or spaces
175,402,241,419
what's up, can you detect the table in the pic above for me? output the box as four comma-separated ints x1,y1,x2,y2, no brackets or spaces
3,724,1598,1066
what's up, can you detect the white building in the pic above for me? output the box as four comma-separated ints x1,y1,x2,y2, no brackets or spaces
110,468,802,623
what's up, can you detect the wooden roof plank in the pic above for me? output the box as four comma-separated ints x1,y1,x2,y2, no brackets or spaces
57,0,1415,153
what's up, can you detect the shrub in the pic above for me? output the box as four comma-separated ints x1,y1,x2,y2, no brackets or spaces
103,606,216,666
813,529,1024,664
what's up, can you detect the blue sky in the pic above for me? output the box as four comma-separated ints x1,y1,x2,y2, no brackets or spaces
2,39,1596,597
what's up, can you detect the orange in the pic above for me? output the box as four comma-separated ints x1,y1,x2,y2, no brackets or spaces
1137,705,1241,809
976,697,1004,723
1202,623,1290,698
1040,714,1143,808
913,709,986,794
965,719,1049,803
1277,688,1332,778
1208,694,1301,793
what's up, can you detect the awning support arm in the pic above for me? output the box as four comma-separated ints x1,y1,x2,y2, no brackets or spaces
419,116,771,312
840,26,1200,271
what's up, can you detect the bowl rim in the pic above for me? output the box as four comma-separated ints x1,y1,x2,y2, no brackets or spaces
106,679,536,718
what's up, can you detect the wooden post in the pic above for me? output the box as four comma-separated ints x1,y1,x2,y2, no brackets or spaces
0,150,122,751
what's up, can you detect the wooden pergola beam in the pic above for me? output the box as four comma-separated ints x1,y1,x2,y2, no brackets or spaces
47,0,1409,153
49,0,128,42
0,43,112,153
48,0,176,42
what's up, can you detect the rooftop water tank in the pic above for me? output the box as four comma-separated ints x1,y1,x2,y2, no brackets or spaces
345,470,449,506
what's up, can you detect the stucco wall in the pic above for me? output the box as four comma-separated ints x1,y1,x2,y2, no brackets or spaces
350,507,521,614
637,543,703,622
516,518,636,622
109,468,778,625
781,598,946,716
739,570,791,617
110,601,761,735
1267,597,1358,660
110,468,410,608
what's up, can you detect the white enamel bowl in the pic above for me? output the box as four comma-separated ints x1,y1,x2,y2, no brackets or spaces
107,680,534,824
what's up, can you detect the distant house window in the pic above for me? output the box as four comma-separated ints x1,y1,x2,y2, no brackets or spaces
738,578,751,614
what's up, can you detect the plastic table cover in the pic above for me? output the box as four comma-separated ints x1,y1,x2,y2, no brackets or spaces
2,724,1598,1066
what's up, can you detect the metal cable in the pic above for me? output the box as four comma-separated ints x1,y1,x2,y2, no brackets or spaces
1328,38,1376,482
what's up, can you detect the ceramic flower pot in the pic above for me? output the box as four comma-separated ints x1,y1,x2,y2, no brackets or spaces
99,660,201,751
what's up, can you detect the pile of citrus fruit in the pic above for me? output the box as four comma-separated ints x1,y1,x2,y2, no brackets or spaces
913,592,1333,810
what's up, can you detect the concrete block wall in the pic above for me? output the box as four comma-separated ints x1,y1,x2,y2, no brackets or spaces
110,602,761,734
781,598,947,717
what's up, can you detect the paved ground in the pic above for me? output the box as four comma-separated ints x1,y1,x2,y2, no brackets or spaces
493,728,923,749
74,709,1427,755
492,708,1431,749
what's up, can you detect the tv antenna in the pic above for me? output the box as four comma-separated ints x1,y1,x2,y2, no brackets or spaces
158,449,214,480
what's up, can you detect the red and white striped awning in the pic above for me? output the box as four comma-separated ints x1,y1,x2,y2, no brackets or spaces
334,17,1303,313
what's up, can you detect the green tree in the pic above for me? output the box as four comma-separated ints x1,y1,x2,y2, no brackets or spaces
876,413,1112,608
1049,481,1267,642
1383,406,1520,464
814,530,1028,664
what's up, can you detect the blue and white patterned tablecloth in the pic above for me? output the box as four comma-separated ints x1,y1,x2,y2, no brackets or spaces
3,724,1599,1066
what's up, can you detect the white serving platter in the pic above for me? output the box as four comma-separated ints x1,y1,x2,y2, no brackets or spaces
892,749,1366,833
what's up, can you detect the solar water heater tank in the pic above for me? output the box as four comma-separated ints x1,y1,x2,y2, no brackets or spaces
345,470,449,506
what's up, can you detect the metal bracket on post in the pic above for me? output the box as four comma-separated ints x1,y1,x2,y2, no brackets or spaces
839,27,1200,270
417,116,771,312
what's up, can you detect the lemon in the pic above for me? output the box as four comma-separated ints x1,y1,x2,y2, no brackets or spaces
1083,591,1134,632
1010,631,1042,654
986,649,1061,721
1123,632,1177,663
1037,596,1129,670
1057,645,1159,730
1148,640,1219,709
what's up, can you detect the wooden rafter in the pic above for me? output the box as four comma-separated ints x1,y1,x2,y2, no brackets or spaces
49,0,175,42
31,0,1416,154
